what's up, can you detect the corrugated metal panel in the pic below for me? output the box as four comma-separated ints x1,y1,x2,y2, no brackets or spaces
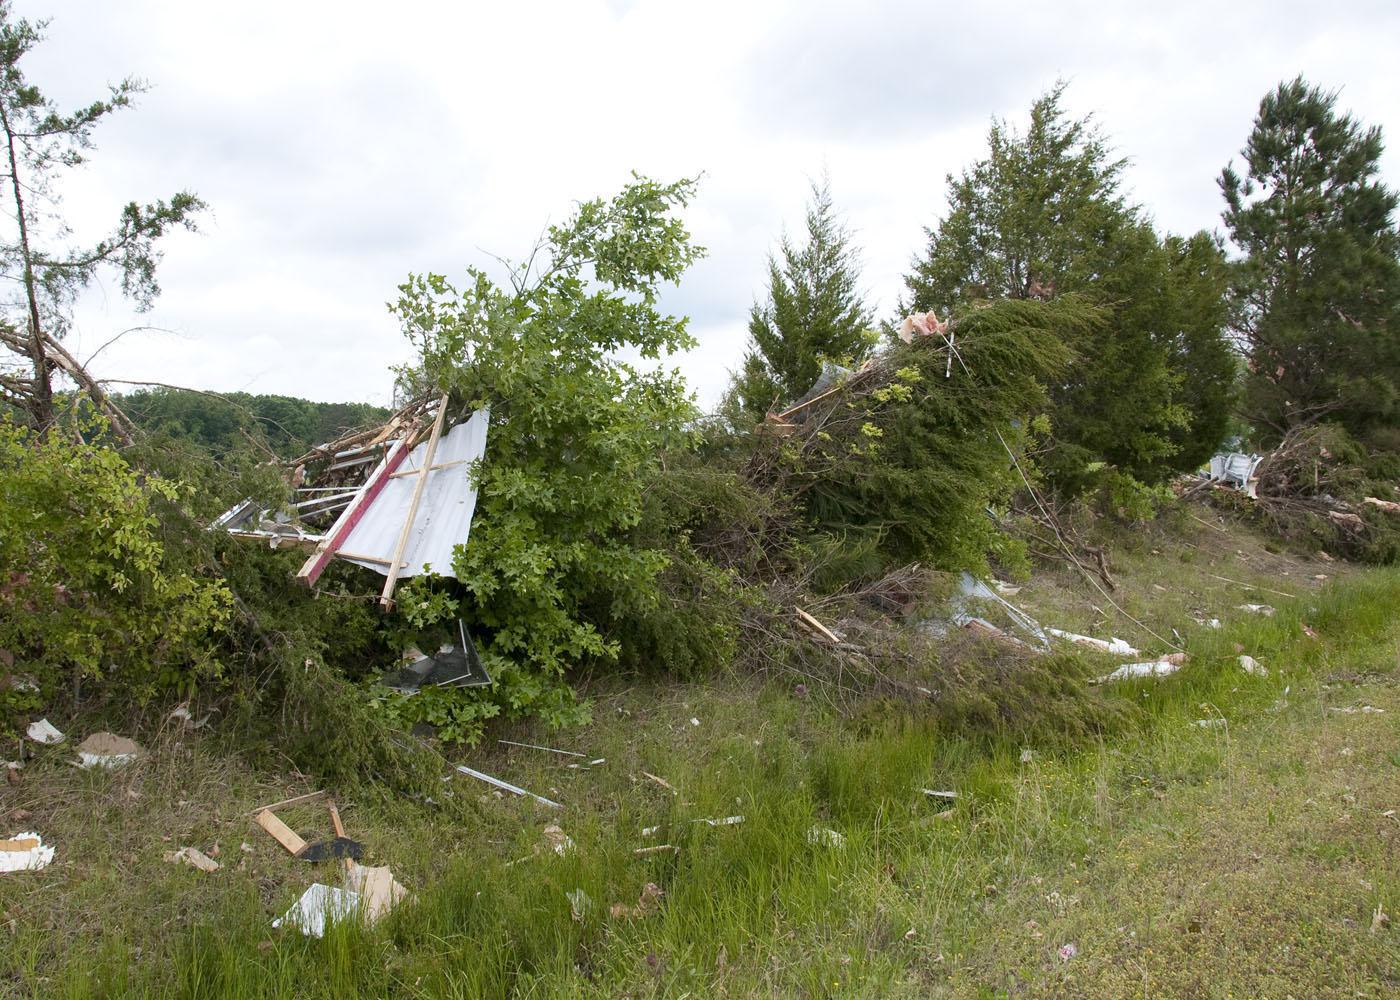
337,407,490,579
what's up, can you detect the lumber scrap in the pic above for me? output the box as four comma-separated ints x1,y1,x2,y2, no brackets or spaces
379,393,450,610
254,809,307,856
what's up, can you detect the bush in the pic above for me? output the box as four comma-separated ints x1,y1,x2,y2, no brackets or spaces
0,418,232,731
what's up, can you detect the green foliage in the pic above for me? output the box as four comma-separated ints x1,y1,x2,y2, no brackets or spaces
908,83,1235,497
121,386,390,457
734,177,875,418
0,418,232,728
386,176,707,741
780,297,1080,571
1221,76,1400,445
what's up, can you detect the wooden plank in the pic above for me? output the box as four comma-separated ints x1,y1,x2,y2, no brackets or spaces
296,436,411,586
254,809,307,856
250,789,327,814
389,459,466,479
795,607,840,644
0,836,39,852
379,394,450,610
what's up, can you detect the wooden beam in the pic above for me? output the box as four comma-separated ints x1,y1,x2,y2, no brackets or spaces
254,809,307,856
795,607,840,645
296,436,411,587
388,459,466,479
379,394,450,610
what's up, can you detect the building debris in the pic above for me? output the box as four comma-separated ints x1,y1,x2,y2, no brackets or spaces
1363,496,1400,515
1237,603,1276,617
1,832,54,873
24,719,63,745
641,771,678,795
164,846,220,873
539,824,574,857
805,826,846,848
168,705,211,730
1193,719,1227,728
1238,655,1268,677
1045,628,1140,657
1201,452,1264,496
1094,659,1182,684
921,789,958,801
273,883,359,938
297,837,363,863
566,888,592,922
632,844,679,857
694,815,744,827
255,809,308,856
450,764,561,808
795,607,842,645
498,740,587,758
346,864,411,926
214,396,491,608
380,620,491,693
609,882,664,919
75,732,141,769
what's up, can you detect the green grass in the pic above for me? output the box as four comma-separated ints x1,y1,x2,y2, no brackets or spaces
2,516,1398,998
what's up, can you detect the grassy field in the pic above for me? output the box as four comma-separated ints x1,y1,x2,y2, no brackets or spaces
2,511,1397,998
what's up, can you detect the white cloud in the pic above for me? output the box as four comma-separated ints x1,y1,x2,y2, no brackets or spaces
11,0,1400,410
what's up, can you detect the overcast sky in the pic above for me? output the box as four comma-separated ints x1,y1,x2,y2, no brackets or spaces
14,0,1400,410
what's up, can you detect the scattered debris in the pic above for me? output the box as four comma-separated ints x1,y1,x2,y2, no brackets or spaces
380,620,491,693
273,883,359,938
641,825,660,838
296,837,363,863
168,705,211,730
1328,705,1386,715
566,888,592,922
632,844,679,857
1045,628,1139,657
1193,719,1227,728
540,825,574,857
1019,748,1035,764
1238,655,1268,677
25,719,63,745
1057,941,1078,962
1301,623,1319,639
641,771,677,795
0,832,54,873
1371,903,1391,934
689,717,701,727
1094,660,1182,684
346,864,412,926
609,882,664,919
164,846,220,873
75,732,141,769
694,815,745,827
498,740,586,758
806,826,846,848
1363,496,1400,515
993,580,1022,596
1237,603,1277,617
921,789,958,801
450,764,561,808
255,809,308,856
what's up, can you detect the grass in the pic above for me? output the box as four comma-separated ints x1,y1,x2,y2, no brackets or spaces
2,512,1398,997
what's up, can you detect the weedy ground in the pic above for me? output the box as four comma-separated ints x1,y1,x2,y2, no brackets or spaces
1,507,1397,998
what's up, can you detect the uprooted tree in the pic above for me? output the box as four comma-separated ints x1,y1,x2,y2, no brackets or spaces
0,3,204,440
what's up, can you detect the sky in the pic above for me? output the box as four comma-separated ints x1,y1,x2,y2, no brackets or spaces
11,0,1400,410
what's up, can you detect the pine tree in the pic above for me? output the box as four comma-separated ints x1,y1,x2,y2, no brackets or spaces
1221,76,1400,444
907,84,1235,494
736,178,873,417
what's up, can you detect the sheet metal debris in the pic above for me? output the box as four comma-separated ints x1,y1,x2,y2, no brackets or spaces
450,764,561,808
380,620,490,693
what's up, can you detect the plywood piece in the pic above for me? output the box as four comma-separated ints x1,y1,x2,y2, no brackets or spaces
254,809,307,856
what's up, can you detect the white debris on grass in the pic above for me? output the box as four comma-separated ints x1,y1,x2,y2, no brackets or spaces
1094,660,1182,684
1193,719,1227,728
1238,655,1268,677
694,815,745,827
805,826,846,848
1237,604,1276,617
25,719,64,744
164,846,220,873
0,832,54,873
273,884,359,938
566,888,592,922
1046,628,1140,657
75,732,142,769
921,789,958,801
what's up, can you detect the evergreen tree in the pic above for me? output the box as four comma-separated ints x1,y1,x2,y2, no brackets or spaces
736,177,873,417
1221,76,1400,444
907,84,1235,494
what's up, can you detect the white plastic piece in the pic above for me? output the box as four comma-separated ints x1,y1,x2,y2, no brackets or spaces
806,826,846,848
25,719,64,744
273,883,360,938
1046,628,1140,657
1095,660,1182,683
1238,654,1268,677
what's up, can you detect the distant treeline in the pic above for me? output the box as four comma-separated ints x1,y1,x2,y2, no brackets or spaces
118,387,390,457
